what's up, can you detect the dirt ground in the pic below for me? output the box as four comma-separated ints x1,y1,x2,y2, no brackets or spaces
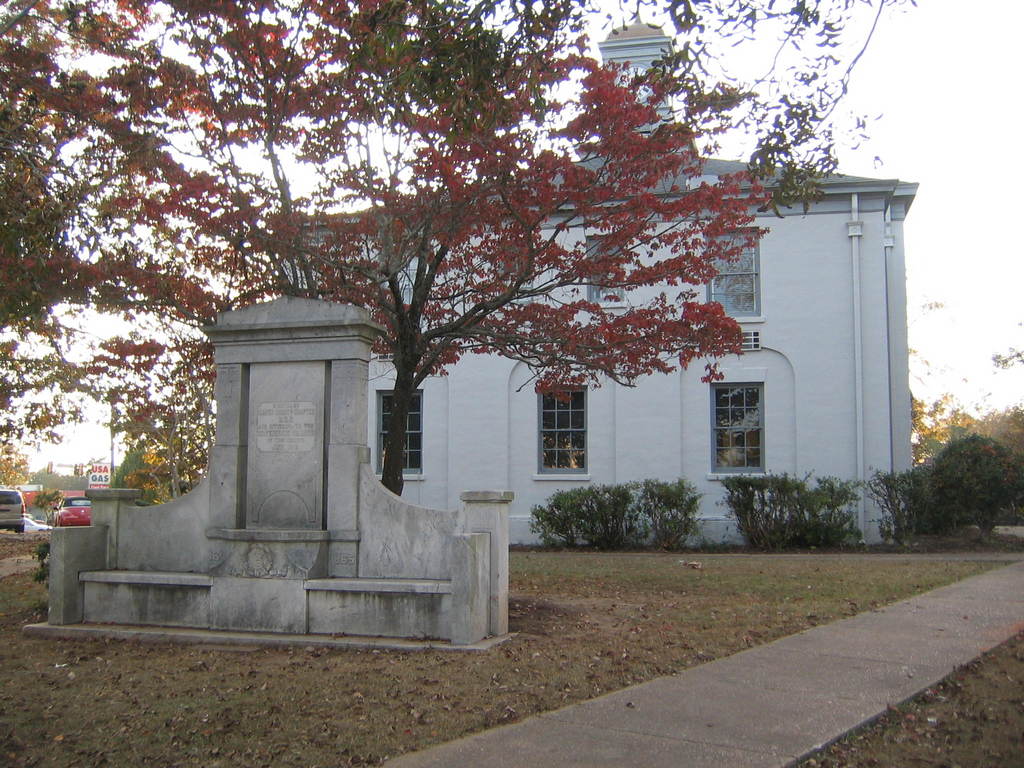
0,533,1019,767
0,533,48,563
802,630,1024,767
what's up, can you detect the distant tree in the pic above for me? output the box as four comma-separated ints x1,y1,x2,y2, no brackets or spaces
31,487,64,518
993,320,1022,369
27,469,87,490
911,394,978,465
91,337,215,498
973,404,1024,458
112,446,170,503
0,443,29,485
912,395,1024,466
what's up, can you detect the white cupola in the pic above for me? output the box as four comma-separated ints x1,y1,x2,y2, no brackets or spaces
597,22,675,126
597,22,673,70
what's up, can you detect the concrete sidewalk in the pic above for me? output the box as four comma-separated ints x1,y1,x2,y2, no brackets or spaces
389,559,1024,768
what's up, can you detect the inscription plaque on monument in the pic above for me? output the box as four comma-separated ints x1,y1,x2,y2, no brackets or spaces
255,402,317,453
246,362,325,529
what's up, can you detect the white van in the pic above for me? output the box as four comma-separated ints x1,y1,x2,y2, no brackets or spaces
0,488,27,533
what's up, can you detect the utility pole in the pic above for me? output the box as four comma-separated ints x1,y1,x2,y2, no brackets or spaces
109,400,117,487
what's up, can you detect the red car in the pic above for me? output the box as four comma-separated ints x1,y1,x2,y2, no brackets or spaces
55,498,92,526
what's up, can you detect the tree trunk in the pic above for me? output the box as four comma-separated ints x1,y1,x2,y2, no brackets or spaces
379,365,418,496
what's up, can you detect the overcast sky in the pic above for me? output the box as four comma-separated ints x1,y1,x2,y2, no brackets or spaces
25,0,1024,473
832,0,1024,410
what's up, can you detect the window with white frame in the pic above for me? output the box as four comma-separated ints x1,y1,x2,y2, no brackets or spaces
539,390,586,472
711,384,764,472
377,390,423,473
709,232,760,317
585,236,622,304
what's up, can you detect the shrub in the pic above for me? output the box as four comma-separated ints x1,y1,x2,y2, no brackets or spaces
529,487,588,547
802,476,861,547
572,483,646,550
530,484,646,549
632,478,701,550
33,541,50,584
720,474,803,549
532,480,697,550
928,435,1024,533
865,467,931,545
721,473,860,549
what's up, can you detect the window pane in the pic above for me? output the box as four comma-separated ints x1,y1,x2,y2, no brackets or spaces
540,390,586,471
710,233,759,318
716,274,753,293
746,448,761,468
736,250,755,272
717,448,741,467
744,388,760,408
378,390,423,474
718,291,755,315
712,384,764,472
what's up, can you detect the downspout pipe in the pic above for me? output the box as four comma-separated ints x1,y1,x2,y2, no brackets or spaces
848,194,866,537
883,204,896,472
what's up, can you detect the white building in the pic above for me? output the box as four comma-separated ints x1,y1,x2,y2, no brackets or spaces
366,24,917,544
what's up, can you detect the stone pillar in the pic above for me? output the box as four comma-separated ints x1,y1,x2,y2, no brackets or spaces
209,362,248,529
87,488,143,569
48,526,107,624
449,532,490,645
204,298,381,534
326,360,371,532
460,490,513,636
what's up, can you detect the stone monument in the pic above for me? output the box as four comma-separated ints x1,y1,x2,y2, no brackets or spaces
38,298,511,646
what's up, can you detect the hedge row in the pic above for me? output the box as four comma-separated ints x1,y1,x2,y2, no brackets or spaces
529,435,1024,551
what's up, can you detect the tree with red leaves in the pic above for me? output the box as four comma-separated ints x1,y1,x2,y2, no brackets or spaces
0,0,216,446
2,0,904,493
88,0,761,492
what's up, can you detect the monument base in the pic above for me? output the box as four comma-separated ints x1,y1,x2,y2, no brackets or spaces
22,622,513,653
